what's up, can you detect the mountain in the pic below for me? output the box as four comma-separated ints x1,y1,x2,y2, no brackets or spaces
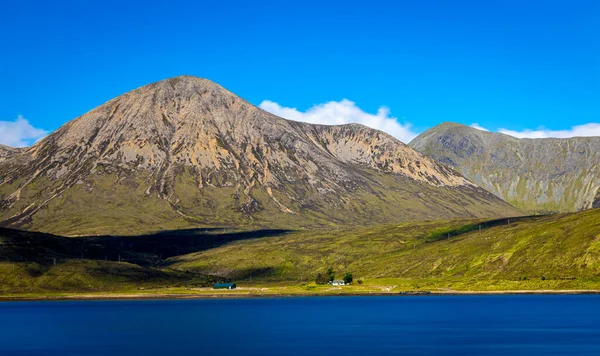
0,77,520,235
410,122,600,213
0,145,22,163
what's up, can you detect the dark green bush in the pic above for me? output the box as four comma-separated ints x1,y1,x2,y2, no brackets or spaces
315,273,329,285
344,273,353,284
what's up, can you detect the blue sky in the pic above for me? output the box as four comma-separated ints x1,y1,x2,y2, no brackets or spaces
1,0,598,145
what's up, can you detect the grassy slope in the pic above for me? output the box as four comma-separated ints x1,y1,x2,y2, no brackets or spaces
2,209,600,295
169,209,600,291
0,227,285,296
0,260,211,296
1,167,521,236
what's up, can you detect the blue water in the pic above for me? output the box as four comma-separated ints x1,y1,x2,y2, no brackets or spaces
1,295,600,355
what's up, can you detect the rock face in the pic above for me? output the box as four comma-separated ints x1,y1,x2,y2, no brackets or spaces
0,145,22,163
410,122,600,213
0,77,520,235
593,188,600,209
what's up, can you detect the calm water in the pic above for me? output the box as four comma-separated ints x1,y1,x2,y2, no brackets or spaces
1,295,600,355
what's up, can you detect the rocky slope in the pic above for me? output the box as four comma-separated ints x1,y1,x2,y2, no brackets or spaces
0,77,520,235
410,122,600,213
0,145,22,163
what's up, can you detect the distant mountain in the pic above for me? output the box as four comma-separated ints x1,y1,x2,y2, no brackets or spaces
0,77,520,235
410,122,600,213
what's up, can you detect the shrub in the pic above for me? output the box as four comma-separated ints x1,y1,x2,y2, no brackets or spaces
343,273,353,284
315,273,329,285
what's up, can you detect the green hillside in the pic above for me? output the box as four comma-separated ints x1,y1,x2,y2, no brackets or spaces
2,209,600,296
0,260,211,296
169,209,600,290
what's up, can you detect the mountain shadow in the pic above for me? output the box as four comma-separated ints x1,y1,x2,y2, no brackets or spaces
0,227,291,267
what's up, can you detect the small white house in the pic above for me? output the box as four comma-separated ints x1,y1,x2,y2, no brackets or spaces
332,280,345,286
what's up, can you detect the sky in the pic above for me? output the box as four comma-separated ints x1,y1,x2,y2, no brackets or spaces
0,0,598,146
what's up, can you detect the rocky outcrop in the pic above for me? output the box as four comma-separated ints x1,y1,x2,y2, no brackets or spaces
410,122,600,213
0,145,22,163
0,77,521,235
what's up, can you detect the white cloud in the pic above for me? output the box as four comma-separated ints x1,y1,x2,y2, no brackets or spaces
498,123,600,139
467,122,600,139
0,115,48,147
259,98,600,142
470,123,489,132
259,99,418,143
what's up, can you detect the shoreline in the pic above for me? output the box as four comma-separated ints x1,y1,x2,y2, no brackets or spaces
3,289,600,302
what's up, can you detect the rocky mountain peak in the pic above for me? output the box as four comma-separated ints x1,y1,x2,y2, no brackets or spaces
0,77,520,235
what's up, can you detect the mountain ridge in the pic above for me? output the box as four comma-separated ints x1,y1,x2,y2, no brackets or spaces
0,77,521,235
410,122,600,213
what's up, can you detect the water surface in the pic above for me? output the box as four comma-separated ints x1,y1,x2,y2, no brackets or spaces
1,295,599,355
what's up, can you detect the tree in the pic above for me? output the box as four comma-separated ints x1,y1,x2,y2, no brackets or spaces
327,268,335,282
315,273,329,285
343,272,353,284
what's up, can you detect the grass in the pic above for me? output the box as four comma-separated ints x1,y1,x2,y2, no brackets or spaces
0,260,213,296
1,167,521,236
168,209,600,290
1,209,600,297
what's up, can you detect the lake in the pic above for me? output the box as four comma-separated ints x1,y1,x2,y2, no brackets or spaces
1,295,600,355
